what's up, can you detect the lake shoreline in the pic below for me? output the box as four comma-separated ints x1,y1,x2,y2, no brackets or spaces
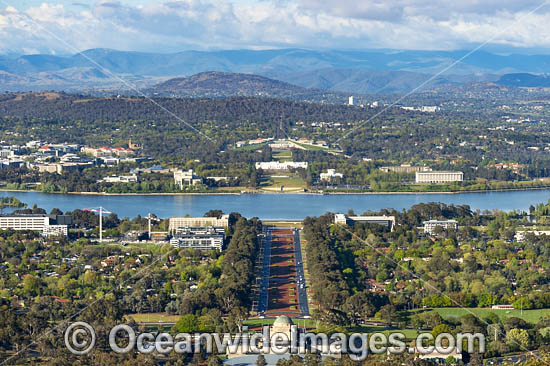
1,185,550,196
1,187,548,218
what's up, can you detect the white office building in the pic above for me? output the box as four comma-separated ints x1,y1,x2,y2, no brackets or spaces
169,215,230,232
423,220,458,234
320,169,344,181
170,226,225,251
416,171,463,184
174,169,202,188
100,174,138,183
255,161,308,170
334,214,396,231
0,215,70,237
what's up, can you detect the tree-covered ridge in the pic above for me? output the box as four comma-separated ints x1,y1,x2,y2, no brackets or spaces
1,92,549,165
1,92,550,194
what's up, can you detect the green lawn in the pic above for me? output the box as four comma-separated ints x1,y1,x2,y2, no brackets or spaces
234,142,270,151
348,326,420,339
124,243,165,252
129,313,181,323
261,176,306,190
272,151,293,162
422,308,550,324
292,141,337,152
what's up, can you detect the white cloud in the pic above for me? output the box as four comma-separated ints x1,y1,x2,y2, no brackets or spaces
0,0,550,54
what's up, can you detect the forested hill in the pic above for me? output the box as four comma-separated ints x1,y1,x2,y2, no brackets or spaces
0,92,379,124
0,92,397,157
1,92,549,170
150,72,316,98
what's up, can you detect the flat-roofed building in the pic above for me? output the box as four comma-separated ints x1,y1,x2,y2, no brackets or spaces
0,214,71,237
320,169,343,181
170,226,225,251
255,161,308,170
100,174,139,183
416,171,463,184
334,214,396,231
423,219,458,234
174,169,202,188
379,165,431,173
42,225,68,237
0,215,50,231
169,215,229,232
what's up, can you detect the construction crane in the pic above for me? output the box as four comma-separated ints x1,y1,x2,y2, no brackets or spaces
82,206,112,242
145,213,161,240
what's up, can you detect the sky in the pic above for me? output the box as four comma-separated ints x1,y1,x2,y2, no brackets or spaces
1,0,550,55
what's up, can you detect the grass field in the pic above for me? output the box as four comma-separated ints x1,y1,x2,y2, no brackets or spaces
292,141,340,153
261,176,306,191
350,326,420,339
124,243,165,252
129,313,181,323
272,150,293,162
263,220,303,228
234,142,270,151
422,308,550,324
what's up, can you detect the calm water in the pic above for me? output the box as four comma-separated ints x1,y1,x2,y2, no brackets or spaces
0,190,549,219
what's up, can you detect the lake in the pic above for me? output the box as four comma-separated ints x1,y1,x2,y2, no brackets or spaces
0,190,549,219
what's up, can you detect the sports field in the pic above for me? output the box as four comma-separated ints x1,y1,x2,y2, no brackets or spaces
129,313,180,323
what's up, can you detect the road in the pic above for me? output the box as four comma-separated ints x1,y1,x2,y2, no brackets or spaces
256,228,272,315
293,228,309,316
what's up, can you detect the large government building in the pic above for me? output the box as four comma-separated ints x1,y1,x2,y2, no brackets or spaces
415,171,464,184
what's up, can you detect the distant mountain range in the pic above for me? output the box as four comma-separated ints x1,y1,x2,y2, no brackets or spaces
1,48,550,95
496,73,550,87
268,68,499,94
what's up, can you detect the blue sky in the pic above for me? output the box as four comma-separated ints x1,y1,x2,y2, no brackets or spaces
2,0,550,54
9,0,260,10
